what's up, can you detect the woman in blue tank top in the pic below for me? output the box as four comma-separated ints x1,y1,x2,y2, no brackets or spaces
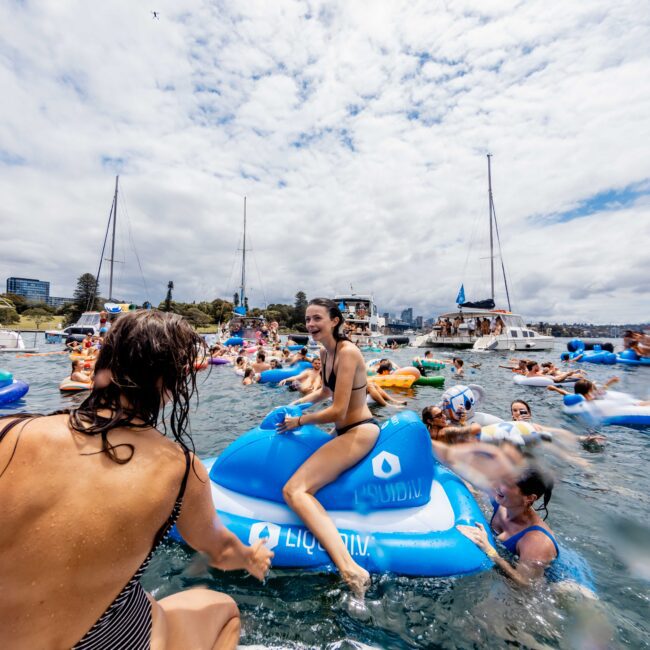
458,466,560,586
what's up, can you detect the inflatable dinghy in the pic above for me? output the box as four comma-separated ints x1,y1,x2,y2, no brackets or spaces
175,408,493,576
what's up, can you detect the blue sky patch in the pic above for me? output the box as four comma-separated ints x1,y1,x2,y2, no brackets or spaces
0,150,25,166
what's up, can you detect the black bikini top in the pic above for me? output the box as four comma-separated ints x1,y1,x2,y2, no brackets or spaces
322,340,367,392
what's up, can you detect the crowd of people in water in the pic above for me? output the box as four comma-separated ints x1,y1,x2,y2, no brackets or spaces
2,301,645,649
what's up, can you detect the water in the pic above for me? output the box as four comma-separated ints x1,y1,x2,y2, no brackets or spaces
2,336,649,649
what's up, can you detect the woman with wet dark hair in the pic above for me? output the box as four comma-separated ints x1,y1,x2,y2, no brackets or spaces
0,310,272,650
277,298,380,597
458,466,559,585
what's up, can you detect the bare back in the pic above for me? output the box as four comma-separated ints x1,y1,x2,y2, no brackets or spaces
0,414,189,649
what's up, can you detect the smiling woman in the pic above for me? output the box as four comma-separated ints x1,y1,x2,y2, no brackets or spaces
276,297,381,597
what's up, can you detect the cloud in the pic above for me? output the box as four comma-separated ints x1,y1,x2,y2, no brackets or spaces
0,0,648,323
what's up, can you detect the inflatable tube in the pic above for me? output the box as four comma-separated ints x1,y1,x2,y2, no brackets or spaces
287,345,305,351
0,378,29,405
386,337,410,346
287,335,309,345
414,376,445,388
59,378,92,392
368,374,416,388
567,339,614,353
361,347,382,353
479,421,550,447
616,349,650,366
514,375,555,387
563,394,650,429
208,357,230,365
224,336,244,347
171,409,493,577
259,361,313,384
0,370,13,388
413,359,446,371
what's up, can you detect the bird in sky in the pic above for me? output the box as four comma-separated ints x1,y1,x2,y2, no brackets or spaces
151,11,159,19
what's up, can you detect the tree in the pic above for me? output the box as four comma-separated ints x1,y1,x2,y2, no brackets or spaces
69,273,100,324
2,293,28,314
22,307,51,330
292,291,308,331
164,281,174,312
185,307,212,327
211,299,233,324
0,306,19,325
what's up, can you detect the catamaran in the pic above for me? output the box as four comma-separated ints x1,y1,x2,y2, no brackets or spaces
414,155,554,352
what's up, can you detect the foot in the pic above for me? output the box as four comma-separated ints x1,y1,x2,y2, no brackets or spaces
342,566,371,598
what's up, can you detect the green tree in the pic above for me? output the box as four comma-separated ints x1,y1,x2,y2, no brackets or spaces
69,273,100,324
164,281,174,312
2,293,28,314
292,291,308,330
211,299,233,324
185,307,212,327
0,306,20,325
22,307,51,329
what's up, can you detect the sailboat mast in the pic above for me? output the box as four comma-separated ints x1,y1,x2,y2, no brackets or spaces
487,154,495,302
240,197,247,310
108,175,118,301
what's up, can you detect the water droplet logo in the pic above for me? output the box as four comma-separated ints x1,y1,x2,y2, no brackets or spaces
371,451,401,479
248,521,281,550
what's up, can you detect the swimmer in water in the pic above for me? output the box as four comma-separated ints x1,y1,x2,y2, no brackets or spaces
277,298,379,597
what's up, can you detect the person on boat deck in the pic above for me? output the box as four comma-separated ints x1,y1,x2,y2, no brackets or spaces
242,367,258,386
481,318,491,335
0,311,272,650
495,316,505,335
458,466,559,586
452,358,465,378
251,351,271,373
70,359,92,384
277,298,380,597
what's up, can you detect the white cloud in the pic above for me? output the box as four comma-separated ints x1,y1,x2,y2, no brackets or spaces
0,0,648,323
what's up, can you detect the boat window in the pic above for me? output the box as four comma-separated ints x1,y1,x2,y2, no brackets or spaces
527,331,536,337
522,331,529,337
510,330,518,337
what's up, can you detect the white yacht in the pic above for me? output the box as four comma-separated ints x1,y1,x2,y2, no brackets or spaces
413,309,554,351
334,292,385,345
415,155,554,353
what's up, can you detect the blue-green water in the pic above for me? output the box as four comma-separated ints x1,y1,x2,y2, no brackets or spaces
2,336,649,649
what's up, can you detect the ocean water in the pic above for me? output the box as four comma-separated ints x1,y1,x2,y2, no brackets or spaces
2,336,649,649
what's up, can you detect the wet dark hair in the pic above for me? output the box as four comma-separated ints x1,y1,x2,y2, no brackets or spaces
511,399,532,416
377,360,394,374
454,358,464,367
307,298,349,341
257,351,266,361
516,466,553,520
526,361,538,371
244,367,255,378
69,310,204,464
574,379,594,396
421,405,444,427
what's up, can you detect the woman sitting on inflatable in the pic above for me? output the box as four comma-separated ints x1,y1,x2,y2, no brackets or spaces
277,298,379,597
70,359,93,384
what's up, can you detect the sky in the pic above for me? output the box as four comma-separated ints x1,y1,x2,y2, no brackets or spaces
1,0,649,324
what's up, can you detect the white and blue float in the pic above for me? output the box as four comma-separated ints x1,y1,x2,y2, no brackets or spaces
563,392,650,430
174,407,494,576
439,384,502,426
0,370,29,407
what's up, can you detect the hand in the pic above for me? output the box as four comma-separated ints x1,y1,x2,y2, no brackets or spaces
457,522,491,552
246,539,274,581
276,415,300,433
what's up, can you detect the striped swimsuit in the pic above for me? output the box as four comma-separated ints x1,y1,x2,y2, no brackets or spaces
73,447,191,649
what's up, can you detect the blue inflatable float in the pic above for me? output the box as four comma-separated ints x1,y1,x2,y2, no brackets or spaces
616,349,650,367
563,393,650,430
174,408,494,576
0,370,29,406
259,361,313,384
223,336,244,347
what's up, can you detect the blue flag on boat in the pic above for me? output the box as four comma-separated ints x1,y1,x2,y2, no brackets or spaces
234,305,247,315
456,284,465,305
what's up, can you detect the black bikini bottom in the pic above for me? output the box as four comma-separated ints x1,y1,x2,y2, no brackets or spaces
336,417,380,436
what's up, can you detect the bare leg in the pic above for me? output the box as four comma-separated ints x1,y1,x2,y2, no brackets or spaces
151,588,240,650
283,423,380,596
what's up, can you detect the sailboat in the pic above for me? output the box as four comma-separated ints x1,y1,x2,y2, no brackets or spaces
48,176,146,342
414,156,554,352
225,197,267,339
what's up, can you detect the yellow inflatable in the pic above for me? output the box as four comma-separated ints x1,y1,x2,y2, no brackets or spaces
368,374,416,388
